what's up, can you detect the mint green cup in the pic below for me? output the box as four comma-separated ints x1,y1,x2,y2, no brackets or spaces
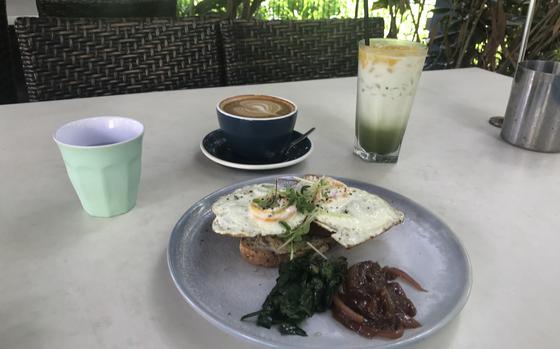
54,116,144,218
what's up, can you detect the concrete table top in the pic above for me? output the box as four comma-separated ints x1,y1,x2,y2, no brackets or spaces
1,68,558,348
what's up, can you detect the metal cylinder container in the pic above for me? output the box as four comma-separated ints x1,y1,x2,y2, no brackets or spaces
501,60,560,153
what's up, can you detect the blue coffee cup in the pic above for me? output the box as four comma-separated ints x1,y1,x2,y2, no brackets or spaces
216,95,297,160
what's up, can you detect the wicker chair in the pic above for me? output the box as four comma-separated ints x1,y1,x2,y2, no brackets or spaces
36,0,177,17
0,0,17,104
15,17,223,102
220,18,384,86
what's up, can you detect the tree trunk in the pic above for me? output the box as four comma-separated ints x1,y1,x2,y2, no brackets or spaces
388,6,398,38
226,0,235,18
250,0,265,17
241,0,250,19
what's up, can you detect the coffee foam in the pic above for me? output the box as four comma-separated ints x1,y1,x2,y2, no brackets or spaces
220,95,295,118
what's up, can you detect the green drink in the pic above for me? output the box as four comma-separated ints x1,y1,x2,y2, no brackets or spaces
354,39,427,162
357,124,407,155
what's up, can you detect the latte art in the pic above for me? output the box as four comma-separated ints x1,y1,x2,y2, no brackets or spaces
220,95,295,118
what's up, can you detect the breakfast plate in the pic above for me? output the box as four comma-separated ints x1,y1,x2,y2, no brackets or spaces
167,175,472,348
200,130,313,170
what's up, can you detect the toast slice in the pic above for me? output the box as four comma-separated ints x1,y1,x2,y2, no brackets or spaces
239,233,335,267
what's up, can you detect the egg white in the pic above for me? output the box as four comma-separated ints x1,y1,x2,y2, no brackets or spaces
212,184,306,237
211,179,404,248
314,187,404,248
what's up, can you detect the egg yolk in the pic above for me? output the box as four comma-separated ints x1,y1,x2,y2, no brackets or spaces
315,178,349,202
249,202,297,222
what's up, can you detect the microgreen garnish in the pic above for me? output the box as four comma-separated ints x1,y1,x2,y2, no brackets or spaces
252,195,277,210
306,242,328,260
251,176,333,260
277,211,318,251
278,178,331,258
281,187,315,213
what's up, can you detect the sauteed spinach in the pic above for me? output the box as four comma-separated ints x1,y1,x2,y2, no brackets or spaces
241,253,347,336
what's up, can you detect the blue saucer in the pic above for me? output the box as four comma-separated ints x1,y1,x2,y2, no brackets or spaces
200,129,313,170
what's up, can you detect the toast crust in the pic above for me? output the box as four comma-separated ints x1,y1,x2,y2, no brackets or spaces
239,235,336,267
239,238,289,267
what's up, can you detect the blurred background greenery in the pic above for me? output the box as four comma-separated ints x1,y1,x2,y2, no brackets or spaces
176,1,560,75
427,1,560,74
177,0,436,42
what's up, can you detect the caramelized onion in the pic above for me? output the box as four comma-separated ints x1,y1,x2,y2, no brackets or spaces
397,313,421,329
383,267,427,292
332,305,406,339
333,294,365,323
374,327,405,339
332,261,426,340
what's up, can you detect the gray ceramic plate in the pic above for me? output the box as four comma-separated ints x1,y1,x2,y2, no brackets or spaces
167,175,472,349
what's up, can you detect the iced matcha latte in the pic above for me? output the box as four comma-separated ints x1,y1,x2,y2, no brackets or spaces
354,39,427,162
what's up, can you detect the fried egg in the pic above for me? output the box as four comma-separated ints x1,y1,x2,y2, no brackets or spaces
313,187,404,248
212,183,306,237
296,175,404,248
211,177,404,248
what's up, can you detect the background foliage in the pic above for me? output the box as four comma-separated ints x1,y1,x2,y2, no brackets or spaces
177,0,560,75
427,1,560,75
177,0,435,41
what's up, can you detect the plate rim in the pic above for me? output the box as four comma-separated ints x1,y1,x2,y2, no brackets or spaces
200,130,313,170
167,175,473,349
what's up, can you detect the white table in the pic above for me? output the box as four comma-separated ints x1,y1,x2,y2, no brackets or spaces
1,68,559,349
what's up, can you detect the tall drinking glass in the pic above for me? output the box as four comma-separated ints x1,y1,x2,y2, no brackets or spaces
354,39,427,163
